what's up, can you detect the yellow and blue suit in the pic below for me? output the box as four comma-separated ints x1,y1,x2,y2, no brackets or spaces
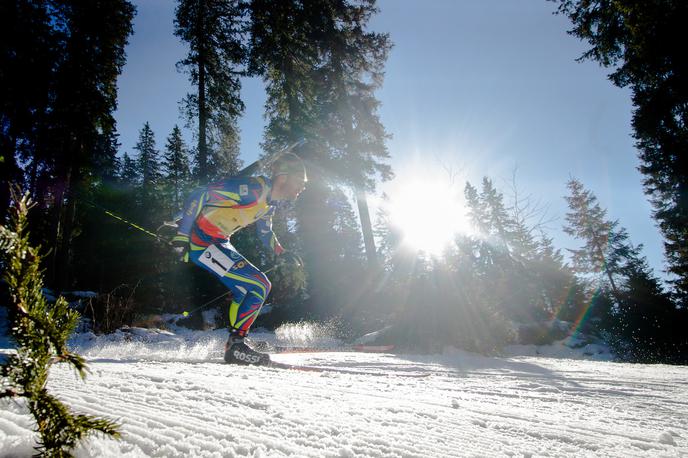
175,176,285,336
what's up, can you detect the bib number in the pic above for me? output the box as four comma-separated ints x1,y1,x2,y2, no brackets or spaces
199,245,235,276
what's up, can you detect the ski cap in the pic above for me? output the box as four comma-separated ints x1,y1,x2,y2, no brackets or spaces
271,153,308,182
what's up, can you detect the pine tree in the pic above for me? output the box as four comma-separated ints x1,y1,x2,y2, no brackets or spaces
0,190,119,456
563,178,623,301
0,0,135,289
554,0,688,302
248,0,393,321
93,130,122,186
48,1,135,289
505,177,543,262
533,234,582,322
313,0,393,268
562,178,684,360
249,0,344,321
464,178,580,326
163,125,192,210
464,182,489,234
612,251,679,361
0,0,56,211
480,178,513,246
134,122,162,214
212,121,243,177
120,152,140,186
248,0,320,147
175,0,248,181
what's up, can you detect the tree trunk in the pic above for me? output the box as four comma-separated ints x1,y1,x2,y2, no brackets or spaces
356,188,378,269
197,0,208,179
51,166,72,290
596,242,622,305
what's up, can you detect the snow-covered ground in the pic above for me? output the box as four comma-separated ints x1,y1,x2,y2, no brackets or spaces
1,324,687,457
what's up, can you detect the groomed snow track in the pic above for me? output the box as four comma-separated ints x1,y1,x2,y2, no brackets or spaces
1,348,687,457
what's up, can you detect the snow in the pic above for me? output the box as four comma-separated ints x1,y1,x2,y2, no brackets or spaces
1,325,687,457
503,341,614,361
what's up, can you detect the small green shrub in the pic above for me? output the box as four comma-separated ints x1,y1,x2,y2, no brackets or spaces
0,190,120,457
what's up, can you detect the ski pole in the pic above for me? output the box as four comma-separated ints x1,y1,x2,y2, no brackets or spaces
181,265,279,317
83,200,171,245
182,291,232,317
237,138,307,177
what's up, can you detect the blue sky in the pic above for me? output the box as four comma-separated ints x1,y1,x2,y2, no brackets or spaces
113,0,666,276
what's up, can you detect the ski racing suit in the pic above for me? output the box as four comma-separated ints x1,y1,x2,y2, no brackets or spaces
174,176,285,336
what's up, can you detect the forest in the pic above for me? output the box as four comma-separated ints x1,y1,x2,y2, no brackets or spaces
2,0,687,365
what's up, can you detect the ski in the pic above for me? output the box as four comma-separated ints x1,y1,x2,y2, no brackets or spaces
124,358,429,377
266,360,430,378
249,341,396,354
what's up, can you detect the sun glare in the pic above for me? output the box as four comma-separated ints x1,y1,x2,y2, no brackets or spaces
386,179,470,256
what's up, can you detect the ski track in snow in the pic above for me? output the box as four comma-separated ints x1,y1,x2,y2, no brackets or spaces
1,334,687,457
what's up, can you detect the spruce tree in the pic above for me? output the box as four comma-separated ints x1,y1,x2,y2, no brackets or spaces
175,0,248,181
249,0,337,320
313,0,393,268
163,125,192,210
0,190,119,456
480,178,513,247
248,0,393,321
562,178,683,359
248,0,320,147
563,178,622,301
373,194,398,267
93,130,122,186
1,0,135,289
120,152,140,186
134,122,162,218
611,249,684,362
553,0,688,302
48,1,135,289
213,122,243,177
0,0,56,211
464,178,579,325
464,182,489,234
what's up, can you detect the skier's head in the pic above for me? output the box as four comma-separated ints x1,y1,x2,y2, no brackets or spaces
270,153,307,201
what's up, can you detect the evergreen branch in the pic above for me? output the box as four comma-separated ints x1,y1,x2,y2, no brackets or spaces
1,187,120,456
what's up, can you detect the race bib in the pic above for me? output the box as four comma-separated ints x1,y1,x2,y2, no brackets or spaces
198,245,235,276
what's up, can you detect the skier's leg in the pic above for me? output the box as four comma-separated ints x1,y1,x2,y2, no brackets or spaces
189,243,271,331
222,256,271,337
188,240,272,365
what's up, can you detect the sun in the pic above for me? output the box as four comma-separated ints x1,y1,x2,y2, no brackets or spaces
385,178,470,256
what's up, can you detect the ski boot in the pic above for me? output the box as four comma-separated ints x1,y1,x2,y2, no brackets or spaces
224,335,271,366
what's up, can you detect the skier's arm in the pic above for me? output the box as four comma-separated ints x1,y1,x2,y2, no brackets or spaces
256,211,285,256
175,187,211,242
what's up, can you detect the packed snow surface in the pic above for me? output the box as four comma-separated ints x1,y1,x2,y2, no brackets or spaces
1,325,687,457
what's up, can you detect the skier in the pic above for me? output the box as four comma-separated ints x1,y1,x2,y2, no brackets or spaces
172,153,307,365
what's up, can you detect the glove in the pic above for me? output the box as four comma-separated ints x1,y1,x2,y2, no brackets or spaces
171,235,189,263
280,251,303,268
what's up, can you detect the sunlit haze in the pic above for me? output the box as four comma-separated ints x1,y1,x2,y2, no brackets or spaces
114,0,666,277
384,171,472,256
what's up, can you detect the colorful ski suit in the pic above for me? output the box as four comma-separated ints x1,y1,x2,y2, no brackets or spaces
175,176,284,336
